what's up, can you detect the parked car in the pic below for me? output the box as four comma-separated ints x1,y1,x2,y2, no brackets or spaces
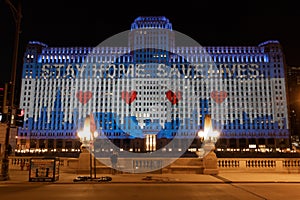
95,176,112,182
73,176,93,182
73,176,112,182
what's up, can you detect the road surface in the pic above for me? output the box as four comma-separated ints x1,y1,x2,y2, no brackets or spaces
1,183,299,200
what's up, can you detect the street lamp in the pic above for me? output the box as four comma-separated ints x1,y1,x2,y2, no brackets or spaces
1,0,22,181
196,115,219,158
197,114,220,175
77,115,98,179
198,130,207,142
92,131,98,179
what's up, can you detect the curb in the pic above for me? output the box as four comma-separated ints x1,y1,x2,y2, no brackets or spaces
2,180,300,184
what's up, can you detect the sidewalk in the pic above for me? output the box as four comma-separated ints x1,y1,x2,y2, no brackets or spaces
2,169,300,184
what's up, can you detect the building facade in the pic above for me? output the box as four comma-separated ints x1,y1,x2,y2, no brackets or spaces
287,66,300,142
16,16,290,155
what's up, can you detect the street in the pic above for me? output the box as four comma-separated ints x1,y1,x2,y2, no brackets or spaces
1,183,300,200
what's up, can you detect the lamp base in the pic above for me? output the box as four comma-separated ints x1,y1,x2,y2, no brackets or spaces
78,148,91,172
203,149,219,175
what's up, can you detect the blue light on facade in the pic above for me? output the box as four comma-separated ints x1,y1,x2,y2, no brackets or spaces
16,16,290,153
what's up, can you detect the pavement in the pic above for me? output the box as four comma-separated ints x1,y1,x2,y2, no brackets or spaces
1,169,300,184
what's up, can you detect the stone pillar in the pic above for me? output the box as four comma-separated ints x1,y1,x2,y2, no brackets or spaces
53,139,57,149
226,139,230,148
236,138,240,148
62,140,66,149
26,139,30,150
71,140,75,149
36,139,40,149
45,139,48,149
202,142,219,175
16,138,21,151
120,139,123,149
78,146,91,173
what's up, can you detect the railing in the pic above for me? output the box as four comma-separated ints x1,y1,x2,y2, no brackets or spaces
282,160,300,167
7,156,300,173
246,160,276,168
218,160,240,168
218,158,300,172
9,157,31,170
132,159,163,173
8,156,73,171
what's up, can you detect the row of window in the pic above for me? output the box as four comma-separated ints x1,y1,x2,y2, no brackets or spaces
38,46,272,56
33,54,270,64
23,77,283,86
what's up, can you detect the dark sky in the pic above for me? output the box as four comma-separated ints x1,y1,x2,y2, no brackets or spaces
1,0,300,90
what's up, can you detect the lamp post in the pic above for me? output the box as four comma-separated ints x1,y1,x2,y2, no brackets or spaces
5,0,21,108
77,116,98,179
197,115,219,175
78,129,92,178
92,131,98,179
1,0,22,181
197,114,220,158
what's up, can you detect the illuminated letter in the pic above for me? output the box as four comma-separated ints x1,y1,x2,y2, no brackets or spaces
64,64,76,79
41,64,50,78
136,64,145,77
157,64,167,77
76,64,85,78
227,64,236,78
169,64,181,78
125,64,134,77
107,64,116,78
194,64,204,78
237,64,247,78
249,64,260,78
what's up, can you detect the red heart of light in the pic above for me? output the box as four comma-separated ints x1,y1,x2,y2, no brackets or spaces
166,90,182,105
211,91,228,104
76,91,93,104
121,91,137,105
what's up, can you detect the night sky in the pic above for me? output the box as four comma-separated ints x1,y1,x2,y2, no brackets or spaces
1,0,299,91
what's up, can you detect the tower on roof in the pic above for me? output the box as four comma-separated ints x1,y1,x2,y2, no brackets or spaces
129,16,175,55
131,16,172,30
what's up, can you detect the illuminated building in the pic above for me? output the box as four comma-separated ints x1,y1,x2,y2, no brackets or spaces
16,16,290,154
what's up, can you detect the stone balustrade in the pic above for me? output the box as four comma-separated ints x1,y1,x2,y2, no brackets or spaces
217,158,300,173
6,156,300,174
